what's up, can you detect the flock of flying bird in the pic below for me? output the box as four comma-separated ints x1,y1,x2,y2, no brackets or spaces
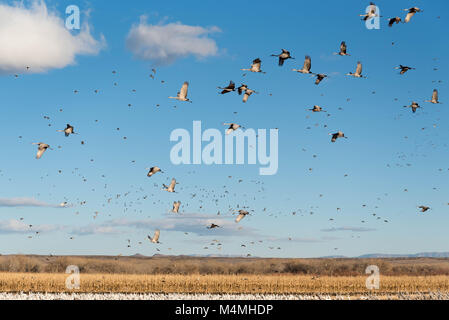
14,3,445,256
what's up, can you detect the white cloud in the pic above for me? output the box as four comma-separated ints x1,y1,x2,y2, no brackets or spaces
0,197,62,208
126,17,220,65
71,225,122,236
0,219,62,234
0,0,105,74
73,213,259,237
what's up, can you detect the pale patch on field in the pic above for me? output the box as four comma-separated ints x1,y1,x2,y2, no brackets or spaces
0,292,449,300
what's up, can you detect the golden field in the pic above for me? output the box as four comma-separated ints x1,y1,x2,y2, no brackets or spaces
1,273,449,294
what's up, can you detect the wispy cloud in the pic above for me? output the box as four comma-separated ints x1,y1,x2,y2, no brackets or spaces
70,225,123,236
0,197,65,208
0,0,105,74
0,219,62,234
126,17,220,65
72,213,259,237
321,226,376,232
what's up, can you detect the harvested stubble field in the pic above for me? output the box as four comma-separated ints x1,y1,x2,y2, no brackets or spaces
1,273,449,295
1,255,449,298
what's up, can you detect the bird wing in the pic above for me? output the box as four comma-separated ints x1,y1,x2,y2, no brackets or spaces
228,81,235,90
433,89,438,101
243,92,250,103
303,56,311,71
278,57,284,66
340,42,347,54
180,82,189,99
252,59,261,71
36,148,45,159
356,62,362,75
169,178,176,190
153,230,160,242
405,11,415,23
235,214,245,223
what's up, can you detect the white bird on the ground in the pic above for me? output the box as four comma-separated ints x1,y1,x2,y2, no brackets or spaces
346,61,366,78
148,230,160,243
162,178,178,193
169,81,192,102
224,123,244,135
404,7,422,23
292,55,312,74
172,201,181,213
32,143,52,159
271,49,294,66
334,42,350,56
235,210,250,223
57,124,76,137
147,167,163,177
241,58,265,74
425,89,440,104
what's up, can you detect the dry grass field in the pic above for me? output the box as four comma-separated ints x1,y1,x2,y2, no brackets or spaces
2,255,449,276
0,255,449,298
0,273,448,295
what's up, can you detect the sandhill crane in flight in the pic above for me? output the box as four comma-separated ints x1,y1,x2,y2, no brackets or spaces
57,124,76,137
404,102,421,113
162,178,177,193
238,84,257,103
309,105,325,112
241,58,265,74
218,81,236,94
292,55,312,74
271,49,294,66
346,62,366,78
224,123,244,135
172,201,181,213
235,210,249,223
334,42,350,56
418,206,430,213
395,65,415,74
207,223,220,229
169,81,192,102
242,89,257,103
425,89,440,104
32,143,52,159
314,74,328,85
238,84,248,95
404,7,422,23
148,230,160,243
360,2,380,21
147,167,163,177
388,17,402,27
330,131,347,142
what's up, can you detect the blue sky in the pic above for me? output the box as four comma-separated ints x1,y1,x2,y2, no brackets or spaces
0,0,448,258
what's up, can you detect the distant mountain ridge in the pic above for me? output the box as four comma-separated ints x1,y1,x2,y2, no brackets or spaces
356,252,449,258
